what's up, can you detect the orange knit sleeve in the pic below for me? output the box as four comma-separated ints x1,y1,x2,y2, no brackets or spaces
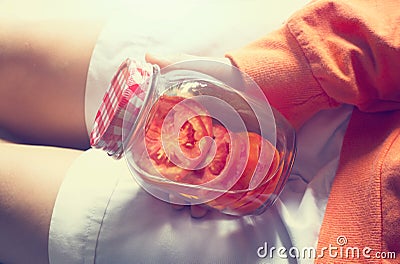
226,0,400,129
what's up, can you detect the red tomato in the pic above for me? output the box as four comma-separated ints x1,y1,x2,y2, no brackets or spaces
226,148,281,213
206,131,281,214
180,124,235,185
145,95,213,182
201,125,232,181
144,94,282,215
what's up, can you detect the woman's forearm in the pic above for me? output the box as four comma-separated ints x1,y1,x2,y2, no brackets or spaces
227,0,400,129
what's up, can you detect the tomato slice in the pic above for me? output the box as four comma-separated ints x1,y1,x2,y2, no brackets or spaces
145,95,213,182
202,125,231,181
181,124,233,185
144,94,282,215
206,131,280,214
173,103,213,160
230,132,262,190
230,155,282,214
232,132,278,189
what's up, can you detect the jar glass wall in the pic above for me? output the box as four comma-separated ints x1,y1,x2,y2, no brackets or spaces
121,59,296,216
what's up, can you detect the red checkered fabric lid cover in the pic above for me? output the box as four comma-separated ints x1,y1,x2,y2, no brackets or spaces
90,58,153,159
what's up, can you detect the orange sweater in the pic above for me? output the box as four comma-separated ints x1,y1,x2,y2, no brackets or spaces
226,0,400,263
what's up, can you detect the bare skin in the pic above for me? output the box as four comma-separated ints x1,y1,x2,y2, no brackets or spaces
0,143,82,264
0,17,103,263
0,17,214,264
0,19,101,149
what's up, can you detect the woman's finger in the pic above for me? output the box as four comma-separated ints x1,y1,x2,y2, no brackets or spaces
190,205,209,218
168,194,185,210
145,53,197,68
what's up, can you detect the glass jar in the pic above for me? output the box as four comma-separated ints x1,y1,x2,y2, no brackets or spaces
91,58,296,216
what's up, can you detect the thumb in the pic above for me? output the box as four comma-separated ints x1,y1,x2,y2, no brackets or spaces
145,53,200,68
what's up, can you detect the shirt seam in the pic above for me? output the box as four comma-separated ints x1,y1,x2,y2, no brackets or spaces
91,175,122,264
285,21,338,109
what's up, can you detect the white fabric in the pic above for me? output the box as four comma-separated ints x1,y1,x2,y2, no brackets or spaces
84,0,310,135
49,106,353,264
49,1,354,263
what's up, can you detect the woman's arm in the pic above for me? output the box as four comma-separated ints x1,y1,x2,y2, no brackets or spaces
226,0,400,129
